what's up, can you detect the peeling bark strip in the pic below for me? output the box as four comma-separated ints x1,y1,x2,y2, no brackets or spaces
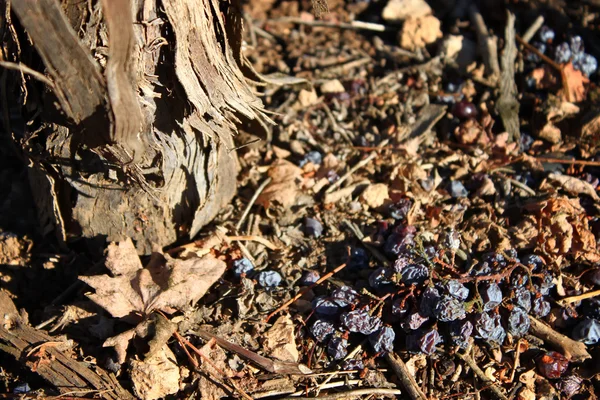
101,0,144,156
10,0,105,123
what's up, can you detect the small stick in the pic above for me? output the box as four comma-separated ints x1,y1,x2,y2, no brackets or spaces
266,17,394,32
227,235,279,251
469,4,500,82
557,288,600,306
521,16,545,43
385,352,428,400
236,177,272,231
455,345,509,400
194,328,312,375
264,260,349,322
325,139,389,194
277,388,402,400
529,317,591,361
535,157,600,167
0,60,55,87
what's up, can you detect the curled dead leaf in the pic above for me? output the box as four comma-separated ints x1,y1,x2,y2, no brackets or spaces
256,160,303,209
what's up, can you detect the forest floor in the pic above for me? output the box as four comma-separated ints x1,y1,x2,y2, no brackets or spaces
3,0,600,399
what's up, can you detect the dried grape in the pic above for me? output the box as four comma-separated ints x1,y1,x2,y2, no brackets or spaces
232,258,254,277
537,351,569,379
257,270,282,288
328,337,348,360
310,320,335,342
434,296,466,322
369,326,395,353
331,286,359,307
507,306,530,337
341,309,382,334
572,319,600,345
480,282,503,311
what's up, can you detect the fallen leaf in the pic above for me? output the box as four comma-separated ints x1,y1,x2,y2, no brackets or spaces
130,346,180,400
80,238,226,362
560,62,589,102
263,315,299,362
257,160,303,209
547,173,600,200
360,183,390,209
198,342,231,400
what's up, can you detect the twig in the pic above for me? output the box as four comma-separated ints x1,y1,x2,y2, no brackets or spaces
535,156,600,167
226,235,279,251
469,4,500,82
325,139,389,194
265,260,349,322
266,17,394,32
194,328,312,375
528,317,591,362
236,177,272,231
507,178,536,196
385,352,427,400
455,345,508,400
0,60,55,87
521,16,545,43
496,12,520,143
174,331,253,400
557,288,600,306
278,388,402,400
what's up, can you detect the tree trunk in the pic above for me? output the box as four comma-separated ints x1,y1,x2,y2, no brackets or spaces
2,0,268,254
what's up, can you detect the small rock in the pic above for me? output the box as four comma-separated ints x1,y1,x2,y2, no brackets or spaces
297,89,318,107
382,0,431,22
399,15,442,51
320,79,345,94
442,35,477,70
360,183,390,208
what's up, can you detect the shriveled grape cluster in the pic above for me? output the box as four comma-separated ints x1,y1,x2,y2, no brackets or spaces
306,221,556,365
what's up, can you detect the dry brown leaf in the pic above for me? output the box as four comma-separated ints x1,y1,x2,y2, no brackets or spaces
360,183,390,209
130,346,180,400
560,62,589,102
263,315,299,362
80,238,226,362
257,160,303,209
198,342,232,400
547,173,600,200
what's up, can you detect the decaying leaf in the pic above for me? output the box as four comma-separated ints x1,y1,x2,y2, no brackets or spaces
80,238,226,362
130,346,180,400
547,173,600,200
263,315,299,362
560,62,589,102
198,342,232,400
399,15,442,51
257,160,303,209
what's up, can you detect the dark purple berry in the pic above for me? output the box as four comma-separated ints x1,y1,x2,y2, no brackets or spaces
572,319,600,345
555,42,572,64
480,282,503,311
401,263,429,285
409,328,441,354
232,258,254,276
453,100,478,120
538,26,555,43
392,253,412,273
448,181,468,198
434,296,466,322
341,309,382,335
328,337,348,360
369,267,394,289
419,287,441,317
513,287,532,312
392,298,410,317
257,270,282,288
580,298,600,319
389,198,412,220
304,217,323,238
299,270,320,285
445,280,469,301
474,312,506,345
449,320,473,349
556,375,583,398
313,297,340,316
299,151,323,167
534,274,555,295
570,36,584,55
384,226,416,257
507,306,530,337
331,286,359,307
574,53,597,77
537,351,568,379
402,312,430,331
532,297,551,317
310,320,336,342
348,247,369,269
369,326,395,353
